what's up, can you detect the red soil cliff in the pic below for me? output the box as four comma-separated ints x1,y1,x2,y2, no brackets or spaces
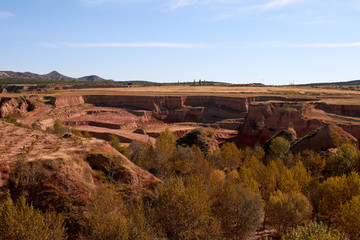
236,103,323,148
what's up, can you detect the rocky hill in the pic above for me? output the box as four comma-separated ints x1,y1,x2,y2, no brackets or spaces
0,120,161,205
0,71,112,82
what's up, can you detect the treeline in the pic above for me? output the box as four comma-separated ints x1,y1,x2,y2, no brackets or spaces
1,129,360,239
0,77,226,86
123,130,359,239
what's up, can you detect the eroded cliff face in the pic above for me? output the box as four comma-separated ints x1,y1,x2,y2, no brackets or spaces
83,95,185,110
51,95,248,123
291,124,359,153
340,125,360,141
0,97,36,118
235,103,324,148
49,96,85,108
315,103,360,117
11,94,360,150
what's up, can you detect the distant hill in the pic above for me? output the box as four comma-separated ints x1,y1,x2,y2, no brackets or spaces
0,71,227,86
0,71,113,82
78,75,108,82
299,79,360,87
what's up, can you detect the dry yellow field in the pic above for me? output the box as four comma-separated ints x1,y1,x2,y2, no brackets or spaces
52,85,360,97
3,85,360,103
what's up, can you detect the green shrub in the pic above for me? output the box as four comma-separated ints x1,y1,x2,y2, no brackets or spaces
79,208,128,240
79,186,129,240
109,134,126,154
0,198,67,240
4,113,17,123
82,131,91,138
53,119,65,135
71,130,83,137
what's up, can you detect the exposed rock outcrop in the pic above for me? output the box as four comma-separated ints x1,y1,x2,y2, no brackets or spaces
236,103,323,148
315,102,360,117
0,121,161,210
0,98,19,117
49,96,85,108
0,97,36,118
133,128,147,135
176,128,219,154
291,124,359,153
86,151,161,192
340,125,360,141
52,95,249,123
31,94,360,150
83,95,185,110
263,127,298,153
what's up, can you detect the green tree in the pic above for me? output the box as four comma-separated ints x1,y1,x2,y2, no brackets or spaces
109,134,126,154
269,137,290,160
281,222,348,240
53,119,65,135
327,144,360,177
155,128,177,153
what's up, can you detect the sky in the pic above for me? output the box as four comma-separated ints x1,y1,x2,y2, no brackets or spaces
0,0,360,85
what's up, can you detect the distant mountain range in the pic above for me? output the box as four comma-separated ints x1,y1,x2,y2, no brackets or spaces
0,71,113,82
1,70,359,87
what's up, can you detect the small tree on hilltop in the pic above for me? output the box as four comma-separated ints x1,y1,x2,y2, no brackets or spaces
269,137,290,160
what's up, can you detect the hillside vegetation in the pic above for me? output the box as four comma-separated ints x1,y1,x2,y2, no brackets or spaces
1,117,360,239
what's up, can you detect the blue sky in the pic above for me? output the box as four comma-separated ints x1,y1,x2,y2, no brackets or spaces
1,0,360,84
